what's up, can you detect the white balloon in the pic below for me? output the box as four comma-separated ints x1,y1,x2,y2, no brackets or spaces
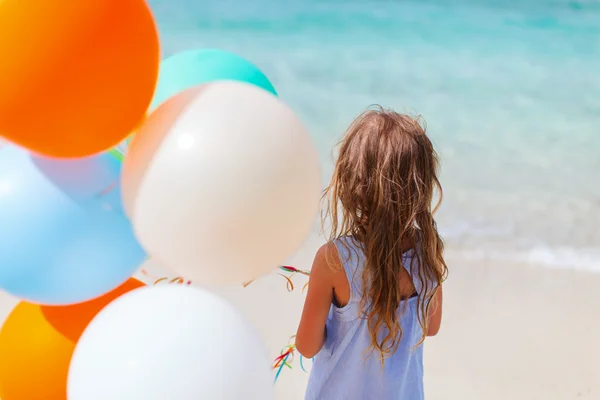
122,82,321,284
68,285,274,400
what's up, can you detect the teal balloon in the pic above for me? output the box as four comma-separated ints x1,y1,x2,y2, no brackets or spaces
151,49,277,110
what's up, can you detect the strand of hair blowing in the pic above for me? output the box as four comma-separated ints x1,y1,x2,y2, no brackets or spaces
323,107,448,363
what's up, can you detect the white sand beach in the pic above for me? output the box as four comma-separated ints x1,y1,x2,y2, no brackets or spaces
227,257,600,400
228,244,600,400
2,231,598,400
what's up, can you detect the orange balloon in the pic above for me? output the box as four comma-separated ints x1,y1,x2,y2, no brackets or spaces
0,278,144,400
0,0,159,158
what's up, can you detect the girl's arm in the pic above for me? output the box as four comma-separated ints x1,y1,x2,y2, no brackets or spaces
427,285,443,336
295,243,336,358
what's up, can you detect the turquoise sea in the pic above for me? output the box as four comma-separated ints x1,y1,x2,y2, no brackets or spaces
149,0,600,271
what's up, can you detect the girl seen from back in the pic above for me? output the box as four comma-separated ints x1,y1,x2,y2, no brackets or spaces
296,107,447,400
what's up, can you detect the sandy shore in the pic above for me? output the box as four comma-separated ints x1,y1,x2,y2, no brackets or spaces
1,240,599,399
214,250,600,400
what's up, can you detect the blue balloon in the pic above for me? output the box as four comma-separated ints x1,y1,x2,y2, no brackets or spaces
0,145,146,305
151,49,277,110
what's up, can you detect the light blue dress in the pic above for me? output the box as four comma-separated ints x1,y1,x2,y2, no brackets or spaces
305,236,429,400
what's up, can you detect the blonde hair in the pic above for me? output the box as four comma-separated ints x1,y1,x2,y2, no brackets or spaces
323,106,447,362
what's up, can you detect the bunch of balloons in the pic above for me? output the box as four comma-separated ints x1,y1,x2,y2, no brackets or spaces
0,1,321,399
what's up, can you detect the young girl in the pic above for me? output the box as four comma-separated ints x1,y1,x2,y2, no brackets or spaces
296,107,447,399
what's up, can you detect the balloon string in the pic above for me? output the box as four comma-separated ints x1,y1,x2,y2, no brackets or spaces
141,265,309,289
243,266,311,292
93,181,118,199
139,267,313,383
108,148,125,161
272,336,313,383
139,269,192,286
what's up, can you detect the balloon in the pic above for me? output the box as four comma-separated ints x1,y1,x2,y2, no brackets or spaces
106,49,276,163
68,285,274,400
0,145,146,305
151,49,277,111
108,137,132,162
122,82,321,284
0,279,143,400
0,0,159,157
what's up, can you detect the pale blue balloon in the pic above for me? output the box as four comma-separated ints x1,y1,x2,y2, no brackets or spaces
0,145,146,305
151,49,277,110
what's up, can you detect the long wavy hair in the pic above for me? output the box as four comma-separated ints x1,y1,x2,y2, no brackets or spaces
323,106,448,363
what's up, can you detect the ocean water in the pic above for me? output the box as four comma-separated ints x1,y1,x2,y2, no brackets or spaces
148,0,600,271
